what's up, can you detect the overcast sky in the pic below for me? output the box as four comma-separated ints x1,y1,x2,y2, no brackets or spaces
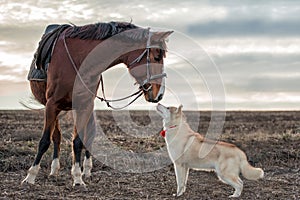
0,0,299,110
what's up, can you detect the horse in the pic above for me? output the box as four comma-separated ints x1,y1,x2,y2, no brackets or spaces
22,21,173,186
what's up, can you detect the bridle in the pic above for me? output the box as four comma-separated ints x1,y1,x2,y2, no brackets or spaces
128,28,167,92
63,27,167,110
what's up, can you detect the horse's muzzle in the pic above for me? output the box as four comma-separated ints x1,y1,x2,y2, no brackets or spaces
151,93,163,103
146,85,165,103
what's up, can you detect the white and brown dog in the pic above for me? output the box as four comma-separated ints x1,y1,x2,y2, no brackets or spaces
156,104,264,198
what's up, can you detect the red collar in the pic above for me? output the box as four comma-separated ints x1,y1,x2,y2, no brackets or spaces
160,125,177,138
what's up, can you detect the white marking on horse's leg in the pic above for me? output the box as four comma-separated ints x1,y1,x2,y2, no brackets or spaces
21,165,40,185
82,156,92,178
71,163,85,186
49,158,60,176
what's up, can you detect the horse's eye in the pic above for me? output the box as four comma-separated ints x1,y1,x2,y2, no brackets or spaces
154,56,161,62
154,49,163,62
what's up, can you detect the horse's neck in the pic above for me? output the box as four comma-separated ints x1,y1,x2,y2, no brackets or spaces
66,38,129,74
107,57,126,70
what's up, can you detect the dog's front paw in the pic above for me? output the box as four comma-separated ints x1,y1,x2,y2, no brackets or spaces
173,193,184,197
175,189,184,197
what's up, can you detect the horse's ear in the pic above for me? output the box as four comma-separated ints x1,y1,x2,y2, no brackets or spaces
176,104,183,113
152,31,174,41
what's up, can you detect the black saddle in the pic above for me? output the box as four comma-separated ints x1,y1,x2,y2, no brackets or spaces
36,24,71,70
28,24,71,81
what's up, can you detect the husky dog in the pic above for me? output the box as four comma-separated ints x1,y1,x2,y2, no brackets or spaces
156,104,264,198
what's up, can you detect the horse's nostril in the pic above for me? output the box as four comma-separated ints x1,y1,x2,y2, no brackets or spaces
149,94,163,103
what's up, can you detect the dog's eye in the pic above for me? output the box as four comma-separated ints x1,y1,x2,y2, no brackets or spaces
167,107,170,110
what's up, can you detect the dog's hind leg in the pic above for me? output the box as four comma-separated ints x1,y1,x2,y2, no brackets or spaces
228,176,243,198
216,158,243,197
219,173,243,198
174,163,189,197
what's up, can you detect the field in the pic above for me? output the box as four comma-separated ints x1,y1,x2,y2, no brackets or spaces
0,110,299,199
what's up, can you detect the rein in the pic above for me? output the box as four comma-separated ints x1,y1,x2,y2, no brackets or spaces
98,75,143,110
62,28,165,110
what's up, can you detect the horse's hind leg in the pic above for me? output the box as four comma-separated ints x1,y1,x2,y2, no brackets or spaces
50,119,61,176
22,101,60,185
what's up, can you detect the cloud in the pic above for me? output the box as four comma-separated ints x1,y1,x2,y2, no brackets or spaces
0,64,28,82
200,38,300,55
187,19,300,37
186,0,300,38
240,76,300,92
0,0,299,110
0,24,42,43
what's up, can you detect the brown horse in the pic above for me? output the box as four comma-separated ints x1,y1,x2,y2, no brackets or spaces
22,21,173,186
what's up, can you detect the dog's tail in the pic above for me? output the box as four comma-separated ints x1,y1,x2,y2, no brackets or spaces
239,150,264,180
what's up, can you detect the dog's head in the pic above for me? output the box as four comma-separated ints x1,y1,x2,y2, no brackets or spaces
156,103,183,125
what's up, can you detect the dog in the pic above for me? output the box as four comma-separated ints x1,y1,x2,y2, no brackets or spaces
156,104,264,198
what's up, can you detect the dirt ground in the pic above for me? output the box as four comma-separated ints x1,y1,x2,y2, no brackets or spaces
0,110,299,199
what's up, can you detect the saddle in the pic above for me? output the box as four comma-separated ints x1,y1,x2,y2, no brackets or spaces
28,24,71,81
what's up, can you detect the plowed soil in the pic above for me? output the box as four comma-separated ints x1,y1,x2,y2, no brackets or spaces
0,110,299,199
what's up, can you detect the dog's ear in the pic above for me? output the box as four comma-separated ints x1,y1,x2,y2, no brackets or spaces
176,104,183,113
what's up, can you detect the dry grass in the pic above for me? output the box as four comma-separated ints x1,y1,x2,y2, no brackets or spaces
0,110,299,199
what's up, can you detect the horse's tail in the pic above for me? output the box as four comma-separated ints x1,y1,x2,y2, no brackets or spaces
30,80,47,105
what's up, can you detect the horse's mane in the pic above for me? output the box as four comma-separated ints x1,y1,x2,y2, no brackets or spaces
65,21,146,41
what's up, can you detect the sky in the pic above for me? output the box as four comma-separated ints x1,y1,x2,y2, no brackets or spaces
0,0,299,110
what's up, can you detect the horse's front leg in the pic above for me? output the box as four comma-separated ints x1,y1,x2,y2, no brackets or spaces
82,112,96,178
22,101,60,185
71,108,94,186
49,119,61,176
71,127,85,186
83,150,92,178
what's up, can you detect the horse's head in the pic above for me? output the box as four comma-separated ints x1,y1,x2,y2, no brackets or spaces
126,30,173,103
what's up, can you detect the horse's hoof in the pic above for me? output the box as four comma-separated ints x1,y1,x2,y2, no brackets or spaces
21,179,34,188
47,174,58,182
73,183,87,191
50,158,60,176
84,175,93,183
21,177,35,185
49,172,59,177
73,179,86,187
21,165,40,185
21,180,34,187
